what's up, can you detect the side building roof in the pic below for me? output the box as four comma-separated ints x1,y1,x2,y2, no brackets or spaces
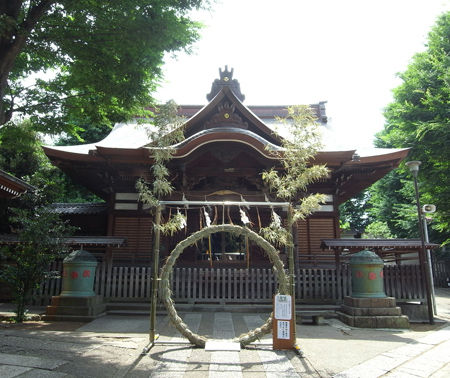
0,169,35,199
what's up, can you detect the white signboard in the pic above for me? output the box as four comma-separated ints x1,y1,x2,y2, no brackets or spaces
277,320,290,339
274,294,292,320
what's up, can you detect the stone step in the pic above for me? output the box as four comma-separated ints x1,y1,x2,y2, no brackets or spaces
344,296,397,308
337,311,410,328
105,302,340,314
341,304,402,316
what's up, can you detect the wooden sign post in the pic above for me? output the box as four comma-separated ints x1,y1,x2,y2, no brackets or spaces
273,294,295,350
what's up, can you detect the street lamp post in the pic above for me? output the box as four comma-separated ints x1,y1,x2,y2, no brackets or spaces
405,161,434,324
423,211,437,314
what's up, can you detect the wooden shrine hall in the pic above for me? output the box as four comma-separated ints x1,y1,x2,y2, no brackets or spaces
38,67,434,307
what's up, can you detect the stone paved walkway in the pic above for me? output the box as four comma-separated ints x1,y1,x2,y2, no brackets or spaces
1,288,449,377
334,325,450,377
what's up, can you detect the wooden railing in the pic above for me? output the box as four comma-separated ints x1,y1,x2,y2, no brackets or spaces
31,262,426,305
170,268,279,303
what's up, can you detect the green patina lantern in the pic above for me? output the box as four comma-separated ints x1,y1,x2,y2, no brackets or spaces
350,250,386,298
60,249,98,297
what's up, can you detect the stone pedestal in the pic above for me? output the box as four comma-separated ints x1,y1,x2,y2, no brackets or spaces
44,249,105,322
338,296,410,329
44,295,106,322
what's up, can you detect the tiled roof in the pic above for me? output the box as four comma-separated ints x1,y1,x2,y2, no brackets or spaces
49,202,108,215
0,169,35,198
0,234,125,247
321,239,439,250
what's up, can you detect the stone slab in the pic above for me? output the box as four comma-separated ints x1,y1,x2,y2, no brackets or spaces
41,313,106,322
205,340,241,351
337,312,410,328
375,315,409,329
48,295,104,307
398,302,429,322
44,295,106,321
341,304,402,316
19,370,68,377
0,353,68,370
343,296,396,308
45,305,106,316
0,365,32,378
209,350,243,377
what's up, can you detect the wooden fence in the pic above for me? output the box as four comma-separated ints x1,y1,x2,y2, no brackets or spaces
31,262,426,306
433,259,450,287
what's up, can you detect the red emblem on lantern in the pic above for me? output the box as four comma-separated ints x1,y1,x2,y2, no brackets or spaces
380,271,384,278
356,271,363,278
368,272,377,280
71,271,79,279
83,270,90,278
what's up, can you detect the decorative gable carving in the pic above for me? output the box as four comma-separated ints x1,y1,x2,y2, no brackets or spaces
203,102,248,130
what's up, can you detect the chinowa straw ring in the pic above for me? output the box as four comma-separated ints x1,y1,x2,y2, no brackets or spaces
159,224,289,347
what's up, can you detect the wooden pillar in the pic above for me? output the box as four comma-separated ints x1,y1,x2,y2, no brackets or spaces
335,249,342,301
105,193,115,267
287,205,297,342
292,221,300,273
149,205,162,344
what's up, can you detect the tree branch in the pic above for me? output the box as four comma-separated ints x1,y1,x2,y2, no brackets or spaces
11,90,93,113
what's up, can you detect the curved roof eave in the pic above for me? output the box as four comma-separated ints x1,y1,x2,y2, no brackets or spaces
183,86,283,145
44,134,410,170
160,127,282,160
42,122,153,158
42,145,102,162
344,148,410,166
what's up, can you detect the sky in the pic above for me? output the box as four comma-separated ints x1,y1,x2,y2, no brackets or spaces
155,0,449,150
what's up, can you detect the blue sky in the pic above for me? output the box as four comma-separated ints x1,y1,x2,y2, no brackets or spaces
155,0,449,149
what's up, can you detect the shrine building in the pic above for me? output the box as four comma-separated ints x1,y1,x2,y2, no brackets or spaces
38,67,433,307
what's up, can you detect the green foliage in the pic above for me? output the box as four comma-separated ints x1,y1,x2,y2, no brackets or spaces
367,171,419,239
375,11,450,245
0,120,42,178
363,221,395,239
339,191,372,233
261,105,329,245
0,120,100,232
55,123,113,145
0,200,75,322
1,1,206,136
0,120,100,197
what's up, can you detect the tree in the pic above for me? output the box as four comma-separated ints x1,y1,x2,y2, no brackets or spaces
375,11,450,245
0,0,205,137
0,197,74,322
339,190,372,234
367,170,420,239
0,120,99,233
363,221,395,239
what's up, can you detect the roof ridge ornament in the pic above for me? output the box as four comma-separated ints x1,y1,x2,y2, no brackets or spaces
206,65,245,102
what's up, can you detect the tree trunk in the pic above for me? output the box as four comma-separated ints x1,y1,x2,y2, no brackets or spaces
0,0,55,125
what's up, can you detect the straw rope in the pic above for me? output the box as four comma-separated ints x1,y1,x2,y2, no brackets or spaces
159,224,289,347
